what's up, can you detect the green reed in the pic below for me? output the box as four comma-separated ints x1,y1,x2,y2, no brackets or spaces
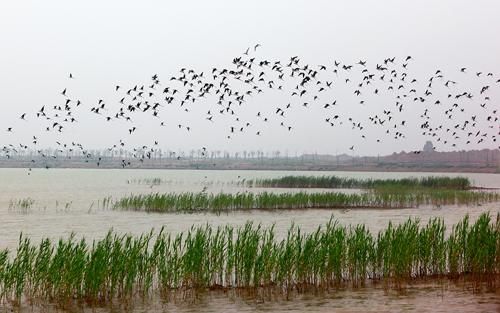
106,190,499,213
0,213,498,306
246,176,472,190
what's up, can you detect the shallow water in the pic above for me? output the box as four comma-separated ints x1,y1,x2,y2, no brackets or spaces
98,282,500,313
0,281,498,313
0,168,498,249
0,168,499,312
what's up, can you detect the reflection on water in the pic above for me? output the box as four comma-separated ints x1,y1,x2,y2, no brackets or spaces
0,168,499,312
0,281,498,313
127,282,500,313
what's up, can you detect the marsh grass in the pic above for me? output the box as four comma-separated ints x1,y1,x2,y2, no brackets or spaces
127,178,170,185
106,190,499,213
109,176,496,214
7,198,75,214
0,213,498,307
8,198,35,214
246,176,472,190
127,177,237,187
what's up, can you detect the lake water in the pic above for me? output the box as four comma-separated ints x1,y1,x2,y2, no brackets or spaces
1,282,497,313
0,168,499,312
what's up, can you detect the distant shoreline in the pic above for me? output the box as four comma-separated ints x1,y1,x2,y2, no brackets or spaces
1,148,498,173
0,163,498,174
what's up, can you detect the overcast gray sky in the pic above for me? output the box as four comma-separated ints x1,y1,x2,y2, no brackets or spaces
0,0,499,156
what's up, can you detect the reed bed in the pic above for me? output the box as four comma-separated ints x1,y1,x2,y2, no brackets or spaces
107,190,499,213
8,198,35,210
126,178,236,187
7,198,35,214
245,176,472,190
127,178,170,185
0,213,498,306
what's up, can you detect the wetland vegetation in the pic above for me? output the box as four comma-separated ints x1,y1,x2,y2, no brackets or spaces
244,176,473,190
106,190,499,213
0,213,498,307
105,176,499,213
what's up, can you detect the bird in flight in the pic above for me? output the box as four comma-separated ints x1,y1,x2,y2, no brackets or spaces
3,46,499,169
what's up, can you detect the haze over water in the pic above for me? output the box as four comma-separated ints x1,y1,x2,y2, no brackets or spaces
1,1,500,312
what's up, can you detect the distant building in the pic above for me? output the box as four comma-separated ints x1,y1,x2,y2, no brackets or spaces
423,141,435,153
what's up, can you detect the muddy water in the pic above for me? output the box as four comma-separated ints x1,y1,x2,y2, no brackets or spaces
0,169,499,250
0,282,498,313
100,283,500,313
0,168,499,312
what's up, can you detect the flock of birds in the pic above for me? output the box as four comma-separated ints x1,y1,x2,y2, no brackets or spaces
2,44,499,169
